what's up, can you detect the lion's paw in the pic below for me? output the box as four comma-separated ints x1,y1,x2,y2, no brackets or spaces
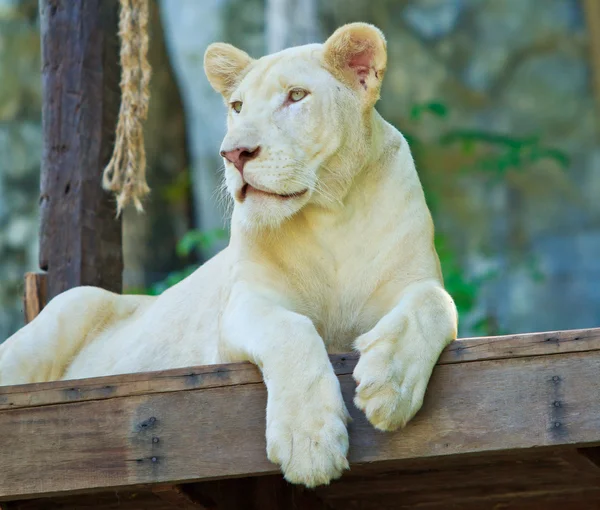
266,374,350,487
353,335,432,431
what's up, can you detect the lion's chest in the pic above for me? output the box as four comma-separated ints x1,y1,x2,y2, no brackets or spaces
283,224,396,352
312,280,382,353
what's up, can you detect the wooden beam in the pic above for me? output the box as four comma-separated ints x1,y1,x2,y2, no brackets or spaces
330,488,600,510
584,0,600,110
151,484,214,509
578,447,600,472
1,328,597,411
186,476,334,510
38,0,123,300
250,477,334,510
441,327,600,363
3,489,184,509
22,273,47,325
314,449,600,508
0,328,599,501
6,451,600,509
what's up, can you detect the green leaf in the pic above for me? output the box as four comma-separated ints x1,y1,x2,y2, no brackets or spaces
149,265,199,295
176,228,228,258
535,148,571,170
427,101,448,118
409,101,449,121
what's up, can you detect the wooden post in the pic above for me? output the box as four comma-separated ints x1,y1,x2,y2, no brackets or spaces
23,273,48,324
38,0,123,300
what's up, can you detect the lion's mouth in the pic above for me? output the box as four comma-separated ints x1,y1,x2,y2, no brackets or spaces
238,183,308,201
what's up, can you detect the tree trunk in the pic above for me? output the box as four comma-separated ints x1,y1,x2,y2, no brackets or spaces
266,0,320,53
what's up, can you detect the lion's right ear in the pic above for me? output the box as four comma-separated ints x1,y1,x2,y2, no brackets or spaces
204,43,254,98
323,23,387,106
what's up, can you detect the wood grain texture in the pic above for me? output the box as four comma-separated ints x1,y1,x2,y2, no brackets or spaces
38,0,123,299
9,487,600,510
1,328,598,411
5,479,334,510
5,490,176,510
325,489,600,510
1,349,600,500
317,451,600,502
441,327,600,364
22,273,47,325
5,451,600,510
0,360,266,411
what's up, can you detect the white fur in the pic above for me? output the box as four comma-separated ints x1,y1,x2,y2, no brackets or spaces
0,24,457,488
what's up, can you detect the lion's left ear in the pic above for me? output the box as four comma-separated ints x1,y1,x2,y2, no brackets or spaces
204,43,254,99
323,23,387,106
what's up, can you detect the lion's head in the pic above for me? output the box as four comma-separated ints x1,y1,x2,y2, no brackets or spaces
204,23,387,229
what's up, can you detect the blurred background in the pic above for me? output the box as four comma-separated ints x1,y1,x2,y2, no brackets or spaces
0,0,599,341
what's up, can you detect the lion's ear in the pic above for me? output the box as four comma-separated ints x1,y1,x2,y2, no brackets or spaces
323,23,387,105
204,43,254,99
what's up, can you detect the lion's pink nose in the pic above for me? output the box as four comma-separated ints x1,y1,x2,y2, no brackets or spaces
220,146,260,175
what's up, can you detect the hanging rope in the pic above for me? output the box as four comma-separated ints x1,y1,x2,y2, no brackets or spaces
103,0,151,215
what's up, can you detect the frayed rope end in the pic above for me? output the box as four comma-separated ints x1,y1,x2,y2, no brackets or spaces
103,0,151,216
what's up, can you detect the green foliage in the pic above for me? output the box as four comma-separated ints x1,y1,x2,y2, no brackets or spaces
409,101,448,121
439,130,570,179
134,228,228,296
405,101,569,335
146,264,199,296
176,228,229,258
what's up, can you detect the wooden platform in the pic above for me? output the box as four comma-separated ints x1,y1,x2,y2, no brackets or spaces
1,327,600,509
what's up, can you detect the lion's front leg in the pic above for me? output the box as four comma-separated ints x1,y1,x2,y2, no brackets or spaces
223,283,350,488
353,280,457,431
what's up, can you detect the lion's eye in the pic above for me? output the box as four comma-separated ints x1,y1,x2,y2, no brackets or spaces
231,101,243,113
289,89,308,102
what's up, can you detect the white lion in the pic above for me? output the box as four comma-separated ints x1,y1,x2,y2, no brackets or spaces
0,23,457,487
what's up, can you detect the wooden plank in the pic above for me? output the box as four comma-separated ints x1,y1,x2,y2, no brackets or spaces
22,273,47,325
1,328,599,411
4,490,177,510
3,452,599,510
318,449,600,509
38,0,123,300
327,488,600,510
440,327,600,364
4,451,599,509
0,360,266,411
317,451,600,502
1,350,600,500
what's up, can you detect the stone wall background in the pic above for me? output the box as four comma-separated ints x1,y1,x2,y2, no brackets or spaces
0,0,598,340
